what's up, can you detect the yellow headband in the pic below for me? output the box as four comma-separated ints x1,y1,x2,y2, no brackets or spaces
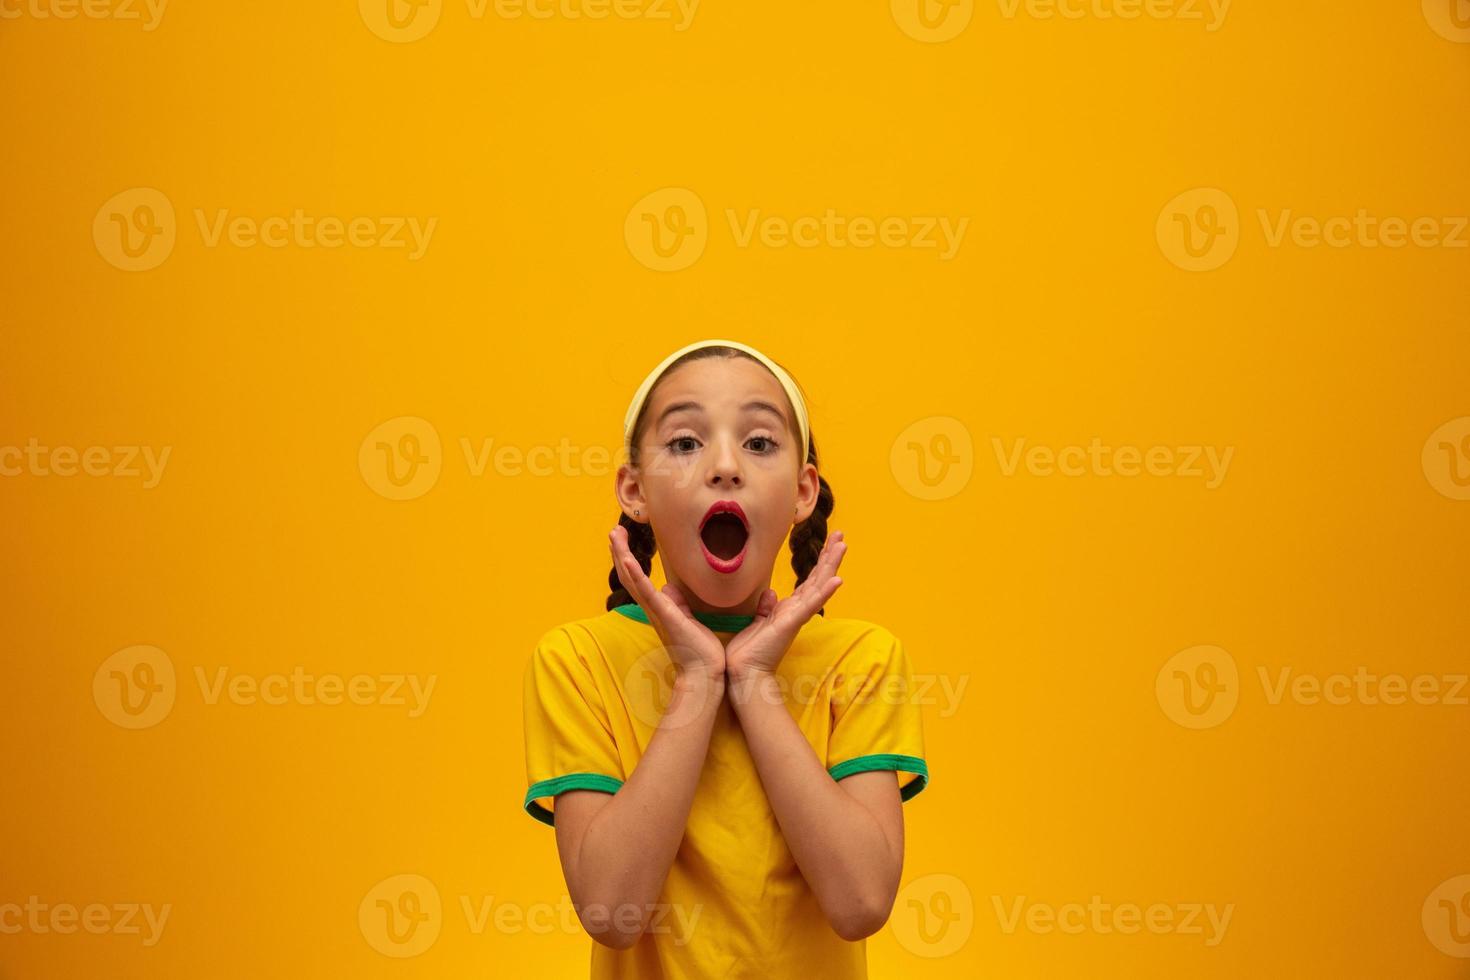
622,338,810,463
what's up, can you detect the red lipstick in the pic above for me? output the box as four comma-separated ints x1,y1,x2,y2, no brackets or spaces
698,500,749,573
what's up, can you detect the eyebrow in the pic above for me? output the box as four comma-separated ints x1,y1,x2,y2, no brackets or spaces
656,400,788,427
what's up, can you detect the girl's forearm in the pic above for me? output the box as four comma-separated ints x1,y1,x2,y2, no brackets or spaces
569,669,724,944
728,669,902,941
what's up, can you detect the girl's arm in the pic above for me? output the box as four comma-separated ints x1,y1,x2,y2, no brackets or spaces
728,670,905,941
723,531,904,940
553,666,724,949
551,526,727,950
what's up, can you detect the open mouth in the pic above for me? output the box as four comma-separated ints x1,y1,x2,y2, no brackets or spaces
699,500,749,572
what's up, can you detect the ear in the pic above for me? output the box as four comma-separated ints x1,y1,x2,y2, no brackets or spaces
614,463,649,523
793,460,821,524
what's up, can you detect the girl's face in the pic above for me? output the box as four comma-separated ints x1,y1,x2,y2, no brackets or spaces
616,355,820,614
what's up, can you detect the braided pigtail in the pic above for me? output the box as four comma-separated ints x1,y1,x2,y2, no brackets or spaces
605,510,658,611
788,433,835,616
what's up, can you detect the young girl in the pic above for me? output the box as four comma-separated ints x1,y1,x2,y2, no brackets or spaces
522,339,929,978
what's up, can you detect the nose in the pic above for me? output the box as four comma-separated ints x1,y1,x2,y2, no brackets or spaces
705,433,743,488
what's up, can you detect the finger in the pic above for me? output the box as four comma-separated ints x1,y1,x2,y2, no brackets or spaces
608,528,632,594
661,582,693,618
793,533,846,603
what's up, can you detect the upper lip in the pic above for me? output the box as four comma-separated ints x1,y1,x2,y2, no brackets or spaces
699,500,748,531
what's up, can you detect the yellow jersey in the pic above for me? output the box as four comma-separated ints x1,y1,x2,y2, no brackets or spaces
521,603,930,979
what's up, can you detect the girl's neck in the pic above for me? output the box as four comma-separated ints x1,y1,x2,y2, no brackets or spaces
664,571,769,618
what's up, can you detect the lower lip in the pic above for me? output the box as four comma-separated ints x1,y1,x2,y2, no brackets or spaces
699,535,747,574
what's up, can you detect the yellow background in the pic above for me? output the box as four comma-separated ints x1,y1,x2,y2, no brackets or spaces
3,1,1469,976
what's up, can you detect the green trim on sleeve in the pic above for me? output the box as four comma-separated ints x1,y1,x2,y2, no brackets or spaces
828,753,930,802
523,773,624,827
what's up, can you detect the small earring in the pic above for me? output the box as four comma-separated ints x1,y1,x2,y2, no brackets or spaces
635,509,641,517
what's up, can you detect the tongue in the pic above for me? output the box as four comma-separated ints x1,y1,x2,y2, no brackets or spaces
701,514,747,560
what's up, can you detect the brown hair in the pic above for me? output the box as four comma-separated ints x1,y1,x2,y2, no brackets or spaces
606,345,835,615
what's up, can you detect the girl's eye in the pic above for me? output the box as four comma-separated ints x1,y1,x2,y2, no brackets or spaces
747,436,779,454
665,435,778,455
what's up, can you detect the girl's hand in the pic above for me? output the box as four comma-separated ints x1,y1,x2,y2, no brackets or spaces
609,525,726,682
726,531,847,688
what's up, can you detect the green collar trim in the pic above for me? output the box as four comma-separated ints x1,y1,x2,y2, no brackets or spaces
612,602,754,633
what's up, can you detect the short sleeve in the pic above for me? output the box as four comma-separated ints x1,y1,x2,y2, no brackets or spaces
826,628,930,802
521,627,625,826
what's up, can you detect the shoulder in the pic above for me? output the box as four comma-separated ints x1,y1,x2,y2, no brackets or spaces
800,613,899,649
527,608,652,673
788,613,904,674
